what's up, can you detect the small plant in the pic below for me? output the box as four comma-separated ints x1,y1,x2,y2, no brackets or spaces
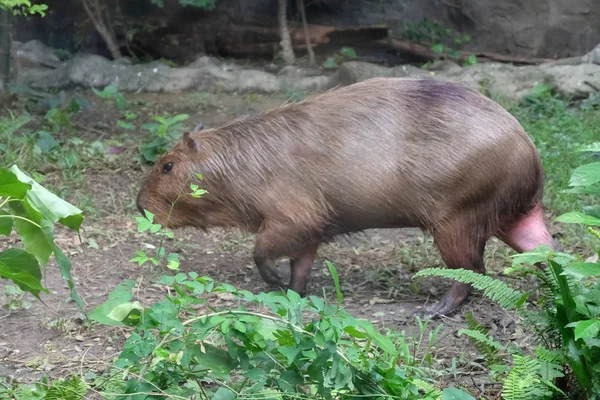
2,284,32,311
413,142,600,399
400,18,476,66
92,84,127,110
0,165,85,312
0,0,48,15
140,112,190,163
323,46,357,69
0,375,87,399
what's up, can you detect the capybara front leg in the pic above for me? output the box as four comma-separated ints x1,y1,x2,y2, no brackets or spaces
419,221,488,319
288,244,318,296
253,225,310,289
253,246,285,288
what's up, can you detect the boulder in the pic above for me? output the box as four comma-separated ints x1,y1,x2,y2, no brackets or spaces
12,40,61,69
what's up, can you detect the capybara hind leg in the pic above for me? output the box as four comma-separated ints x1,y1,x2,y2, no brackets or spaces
419,221,488,318
497,204,562,254
288,244,318,296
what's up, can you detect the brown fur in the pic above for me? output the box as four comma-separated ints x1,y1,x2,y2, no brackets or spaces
136,77,547,313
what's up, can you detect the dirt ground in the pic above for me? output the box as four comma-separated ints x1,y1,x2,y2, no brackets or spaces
0,88,542,398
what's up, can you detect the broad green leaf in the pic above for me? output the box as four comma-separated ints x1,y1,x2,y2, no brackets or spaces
340,47,357,58
0,168,31,198
0,210,13,235
10,200,53,265
0,248,48,298
568,162,600,187
442,387,476,400
90,282,139,327
555,212,600,226
10,165,83,231
566,320,600,341
212,387,236,400
106,301,144,322
562,262,600,278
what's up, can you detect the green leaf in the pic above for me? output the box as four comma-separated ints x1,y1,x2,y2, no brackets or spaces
0,210,13,235
562,262,600,278
431,43,445,53
212,387,236,400
10,165,83,231
10,200,53,265
568,162,600,187
556,212,600,226
326,260,344,304
0,248,47,299
35,131,59,153
106,301,144,322
90,281,140,326
323,57,338,69
442,387,476,400
567,320,600,341
0,168,31,198
340,46,357,58
117,120,135,130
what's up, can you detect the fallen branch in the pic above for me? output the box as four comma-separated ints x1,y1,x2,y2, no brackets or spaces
378,37,555,65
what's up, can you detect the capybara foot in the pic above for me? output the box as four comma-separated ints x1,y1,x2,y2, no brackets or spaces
413,282,472,319
255,266,285,288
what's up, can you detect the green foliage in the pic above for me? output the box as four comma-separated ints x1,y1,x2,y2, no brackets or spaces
0,375,87,399
0,165,85,311
136,112,189,163
323,47,358,69
400,18,475,65
149,0,216,9
91,272,470,399
413,268,529,310
0,0,47,16
92,85,127,110
508,86,600,216
87,181,473,399
2,284,32,311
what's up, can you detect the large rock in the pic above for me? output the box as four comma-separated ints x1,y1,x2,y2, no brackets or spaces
12,40,61,69
336,60,600,100
17,54,337,94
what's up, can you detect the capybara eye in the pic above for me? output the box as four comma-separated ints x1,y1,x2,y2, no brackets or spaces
162,162,174,174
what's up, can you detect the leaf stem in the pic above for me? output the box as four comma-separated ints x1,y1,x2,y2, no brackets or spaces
0,214,41,228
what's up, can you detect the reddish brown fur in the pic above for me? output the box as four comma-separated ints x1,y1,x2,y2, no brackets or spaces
136,77,556,316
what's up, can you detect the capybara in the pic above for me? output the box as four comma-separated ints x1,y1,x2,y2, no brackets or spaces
136,77,560,317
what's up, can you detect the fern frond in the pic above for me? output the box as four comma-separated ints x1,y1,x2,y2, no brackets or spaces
502,355,554,400
44,376,88,400
458,329,507,352
535,345,565,382
464,313,508,367
413,268,529,309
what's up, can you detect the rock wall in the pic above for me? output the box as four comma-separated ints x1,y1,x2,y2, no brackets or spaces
305,0,600,58
13,0,600,59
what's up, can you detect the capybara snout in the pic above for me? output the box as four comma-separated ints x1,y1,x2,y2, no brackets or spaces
136,77,560,317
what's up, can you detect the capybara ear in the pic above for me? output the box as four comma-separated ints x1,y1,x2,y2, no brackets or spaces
183,131,201,152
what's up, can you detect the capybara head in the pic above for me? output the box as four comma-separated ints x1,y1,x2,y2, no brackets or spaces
136,131,217,229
